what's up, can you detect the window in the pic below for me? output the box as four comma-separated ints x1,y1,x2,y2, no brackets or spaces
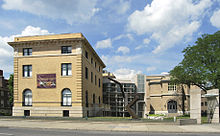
0,100,4,107
7,100,10,106
23,89,32,106
61,63,72,76
95,75,97,85
23,48,32,56
201,102,204,106
99,78,101,87
98,96,101,104
63,110,69,117
86,91,88,107
91,58,93,64
205,102,207,106
168,83,176,91
95,62,96,68
91,72,93,83
0,91,4,96
99,66,100,72
61,46,72,54
85,67,88,79
93,94,95,104
85,51,88,59
24,110,30,116
62,89,72,106
23,65,32,77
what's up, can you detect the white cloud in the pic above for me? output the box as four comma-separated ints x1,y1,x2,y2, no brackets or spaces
101,54,143,68
101,0,131,15
127,0,212,54
0,25,51,76
101,55,109,66
101,51,180,78
95,38,112,49
113,33,133,41
152,21,200,54
134,38,150,50
135,45,143,50
143,38,150,44
146,66,156,72
21,26,51,36
96,33,133,49
112,55,141,63
161,72,169,75
210,9,220,28
2,0,98,25
114,68,142,81
116,46,130,54
115,0,131,15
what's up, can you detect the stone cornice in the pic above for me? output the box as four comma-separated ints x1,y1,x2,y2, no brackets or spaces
8,38,83,48
8,36,106,68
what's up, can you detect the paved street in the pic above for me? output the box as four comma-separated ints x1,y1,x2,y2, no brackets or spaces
0,127,220,136
0,118,220,134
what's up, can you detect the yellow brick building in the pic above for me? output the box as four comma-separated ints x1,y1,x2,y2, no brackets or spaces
8,33,105,117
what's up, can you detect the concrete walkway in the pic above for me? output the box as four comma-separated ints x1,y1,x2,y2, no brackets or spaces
0,118,220,133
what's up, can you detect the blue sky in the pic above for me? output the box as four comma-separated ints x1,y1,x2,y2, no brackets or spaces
0,0,220,80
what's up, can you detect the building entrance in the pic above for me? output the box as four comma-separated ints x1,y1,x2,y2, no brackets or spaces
168,100,177,113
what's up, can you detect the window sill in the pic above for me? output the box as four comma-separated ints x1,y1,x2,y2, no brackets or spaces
61,75,72,78
61,53,72,55
22,77,32,79
22,105,32,107
61,105,72,107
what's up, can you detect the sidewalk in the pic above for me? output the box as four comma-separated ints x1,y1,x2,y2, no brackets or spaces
0,118,220,133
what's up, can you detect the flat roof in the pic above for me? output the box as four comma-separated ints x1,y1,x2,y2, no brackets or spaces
8,33,106,68
14,33,83,42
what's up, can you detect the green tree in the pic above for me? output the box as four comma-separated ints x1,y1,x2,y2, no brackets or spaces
170,31,220,93
8,74,14,106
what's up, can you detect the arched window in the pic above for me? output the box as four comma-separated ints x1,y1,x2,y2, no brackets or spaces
23,89,32,106
62,89,72,106
167,100,177,113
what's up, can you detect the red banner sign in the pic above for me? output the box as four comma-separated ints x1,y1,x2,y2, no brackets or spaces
37,74,56,88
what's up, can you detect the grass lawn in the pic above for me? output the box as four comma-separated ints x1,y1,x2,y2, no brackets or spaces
0,115,209,123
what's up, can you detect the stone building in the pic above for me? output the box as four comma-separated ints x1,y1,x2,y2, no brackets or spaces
145,74,199,116
0,70,11,115
8,33,105,117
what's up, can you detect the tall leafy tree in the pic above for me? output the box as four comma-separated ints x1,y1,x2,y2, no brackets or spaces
8,74,14,106
170,31,220,93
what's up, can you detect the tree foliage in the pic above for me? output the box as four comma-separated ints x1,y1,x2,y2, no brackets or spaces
8,74,13,106
170,31,220,92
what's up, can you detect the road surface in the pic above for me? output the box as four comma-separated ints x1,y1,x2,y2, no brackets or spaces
0,127,220,136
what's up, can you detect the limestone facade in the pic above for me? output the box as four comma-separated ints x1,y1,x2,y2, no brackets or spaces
190,89,201,124
145,74,199,116
8,33,105,117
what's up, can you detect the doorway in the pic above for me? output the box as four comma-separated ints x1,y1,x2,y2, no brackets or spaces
167,100,177,113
